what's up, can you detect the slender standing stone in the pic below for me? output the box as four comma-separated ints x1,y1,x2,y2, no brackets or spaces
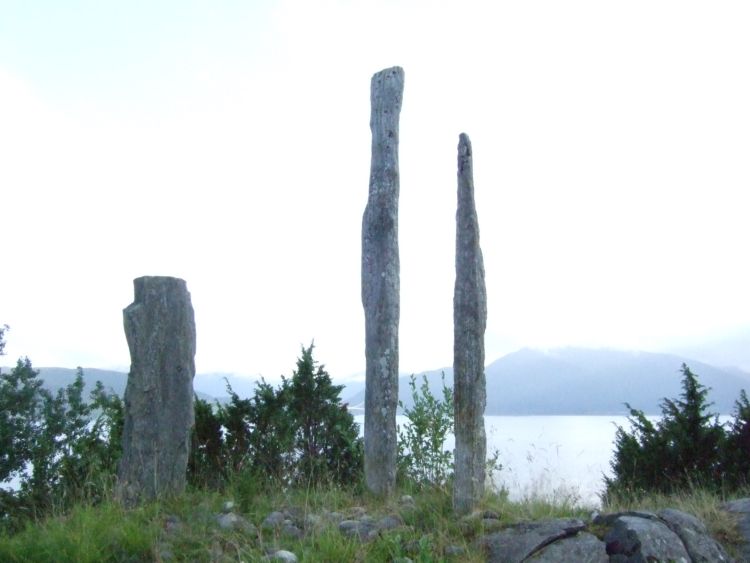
117,276,196,506
453,133,487,514
362,66,404,496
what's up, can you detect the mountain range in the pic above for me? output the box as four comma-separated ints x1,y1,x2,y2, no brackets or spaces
339,348,750,415
4,347,750,416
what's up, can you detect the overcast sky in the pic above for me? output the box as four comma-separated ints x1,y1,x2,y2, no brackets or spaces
1,1,749,380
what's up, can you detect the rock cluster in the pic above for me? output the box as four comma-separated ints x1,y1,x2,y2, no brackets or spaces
154,498,740,562
478,509,731,562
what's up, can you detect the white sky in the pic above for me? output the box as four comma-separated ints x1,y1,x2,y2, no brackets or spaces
1,1,749,380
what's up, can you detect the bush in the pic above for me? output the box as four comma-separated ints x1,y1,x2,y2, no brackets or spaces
285,344,363,485
722,389,750,489
397,372,454,490
0,359,123,532
188,343,363,489
605,363,725,500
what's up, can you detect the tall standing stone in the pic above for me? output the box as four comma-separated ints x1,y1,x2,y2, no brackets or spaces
117,276,196,506
453,133,487,514
362,66,404,496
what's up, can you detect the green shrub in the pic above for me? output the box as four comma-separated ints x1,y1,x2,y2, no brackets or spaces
722,389,750,488
188,343,363,489
605,363,725,500
397,372,454,490
0,359,123,532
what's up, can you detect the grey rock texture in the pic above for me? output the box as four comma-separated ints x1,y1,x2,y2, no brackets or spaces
216,512,257,534
361,66,404,497
116,276,196,506
479,518,586,562
453,132,488,515
479,510,733,563
528,532,608,562
262,511,286,530
659,508,731,562
339,518,379,541
604,515,690,562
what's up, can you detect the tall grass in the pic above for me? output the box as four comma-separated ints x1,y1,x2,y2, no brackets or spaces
1,478,745,562
0,481,567,561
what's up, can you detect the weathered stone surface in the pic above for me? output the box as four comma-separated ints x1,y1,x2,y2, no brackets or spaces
339,518,379,541
659,508,732,562
216,512,257,535
361,66,404,497
281,523,304,540
453,132,487,515
593,510,660,527
377,514,404,531
477,509,732,562
479,518,586,563
262,511,286,530
527,532,608,562
116,276,196,506
604,515,690,562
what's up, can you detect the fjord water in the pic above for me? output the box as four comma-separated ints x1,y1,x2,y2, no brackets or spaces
356,414,629,507
483,415,624,507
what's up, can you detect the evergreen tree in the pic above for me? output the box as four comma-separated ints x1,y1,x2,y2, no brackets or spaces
188,397,225,488
723,389,750,488
605,364,725,499
0,324,8,356
285,343,362,485
188,344,363,488
658,364,724,484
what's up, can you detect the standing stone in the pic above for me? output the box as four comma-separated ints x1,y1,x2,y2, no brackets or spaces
361,66,404,496
453,133,487,514
116,276,196,506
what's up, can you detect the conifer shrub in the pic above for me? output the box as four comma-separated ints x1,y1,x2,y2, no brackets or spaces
722,389,750,489
604,363,750,501
188,343,363,489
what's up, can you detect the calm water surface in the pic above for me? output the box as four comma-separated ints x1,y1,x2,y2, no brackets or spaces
355,414,629,507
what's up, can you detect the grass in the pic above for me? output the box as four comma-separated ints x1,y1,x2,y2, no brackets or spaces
0,480,746,562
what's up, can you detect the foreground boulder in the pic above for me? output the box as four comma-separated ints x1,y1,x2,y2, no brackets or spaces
478,508,730,562
117,276,197,506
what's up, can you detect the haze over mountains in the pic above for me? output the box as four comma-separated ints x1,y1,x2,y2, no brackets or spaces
6,346,750,416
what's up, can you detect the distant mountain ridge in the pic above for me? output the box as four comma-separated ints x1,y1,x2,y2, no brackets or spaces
344,348,750,415
483,347,750,415
5,347,750,415
0,366,218,403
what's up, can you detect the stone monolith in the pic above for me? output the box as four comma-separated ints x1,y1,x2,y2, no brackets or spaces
361,66,404,496
453,133,487,514
117,276,196,506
